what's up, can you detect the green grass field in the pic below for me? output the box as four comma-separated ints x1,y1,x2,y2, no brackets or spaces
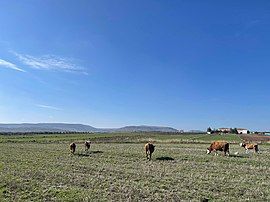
1,133,270,201
0,132,241,144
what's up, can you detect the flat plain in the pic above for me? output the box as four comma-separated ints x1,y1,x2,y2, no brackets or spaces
0,133,270,201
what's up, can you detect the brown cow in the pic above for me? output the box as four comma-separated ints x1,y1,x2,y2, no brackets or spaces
207,141,230,156
84,141,91,152
69,142,76,154
145,143,155,160
240,143,258,153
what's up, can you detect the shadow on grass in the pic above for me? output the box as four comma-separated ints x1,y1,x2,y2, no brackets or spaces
91,150,103,154
156,156,175,161
74,150,103,157
228,154,249,158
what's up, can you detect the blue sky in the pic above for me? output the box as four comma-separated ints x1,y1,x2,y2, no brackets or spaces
0,0,270,131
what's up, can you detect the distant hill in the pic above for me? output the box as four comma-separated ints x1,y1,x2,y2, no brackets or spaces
114,125,179,132
0,123,99,133
0,123,179,133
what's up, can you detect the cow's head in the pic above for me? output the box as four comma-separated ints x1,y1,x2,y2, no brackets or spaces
206,148,211,154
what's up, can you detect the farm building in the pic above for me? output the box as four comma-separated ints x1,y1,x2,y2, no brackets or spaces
236,128,248,134
218,127,249,134
218,128,231,133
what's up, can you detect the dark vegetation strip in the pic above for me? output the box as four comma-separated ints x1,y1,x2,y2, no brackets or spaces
0,132,263,145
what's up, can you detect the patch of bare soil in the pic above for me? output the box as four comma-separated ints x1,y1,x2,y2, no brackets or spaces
239,134,270,143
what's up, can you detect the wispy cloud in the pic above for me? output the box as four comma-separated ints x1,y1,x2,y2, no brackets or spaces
0,59,26,72
12,51,87,74
36,104,62,111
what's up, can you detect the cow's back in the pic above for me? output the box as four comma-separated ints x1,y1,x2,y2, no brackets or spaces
246,144,256,149
246,143,259,152
211,141,227,150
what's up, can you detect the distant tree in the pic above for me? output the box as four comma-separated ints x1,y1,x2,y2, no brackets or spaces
230,128,238,134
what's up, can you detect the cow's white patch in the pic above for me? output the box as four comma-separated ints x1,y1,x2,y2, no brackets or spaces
207,149,210,154
240,143,243,147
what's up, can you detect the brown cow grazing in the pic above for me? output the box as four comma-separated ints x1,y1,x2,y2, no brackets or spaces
145,143,155,160
240,143,258,153
207,141,230,156
69,142,76,154
84,141,91,152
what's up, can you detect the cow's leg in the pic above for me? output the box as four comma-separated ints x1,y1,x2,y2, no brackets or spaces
149,152,152,161
146,150,149,159
255,146,259,153
245,149,249,154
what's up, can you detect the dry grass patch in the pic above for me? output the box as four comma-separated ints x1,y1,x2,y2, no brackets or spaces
0,141,270,201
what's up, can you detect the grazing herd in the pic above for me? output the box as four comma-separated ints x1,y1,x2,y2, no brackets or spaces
69,140,259,160
69,141,91,154
206,141,259,156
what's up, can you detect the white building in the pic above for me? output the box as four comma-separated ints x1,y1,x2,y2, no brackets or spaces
237,128,248,134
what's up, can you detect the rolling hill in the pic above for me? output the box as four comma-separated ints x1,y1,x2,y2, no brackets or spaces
0,123,179,133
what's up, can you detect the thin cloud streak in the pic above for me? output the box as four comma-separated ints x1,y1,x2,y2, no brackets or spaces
0,59,26,72
36,104,62,111
12,51,87,74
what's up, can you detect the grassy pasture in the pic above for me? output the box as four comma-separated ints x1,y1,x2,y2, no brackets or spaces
0,133,241,144
0,133,270,201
